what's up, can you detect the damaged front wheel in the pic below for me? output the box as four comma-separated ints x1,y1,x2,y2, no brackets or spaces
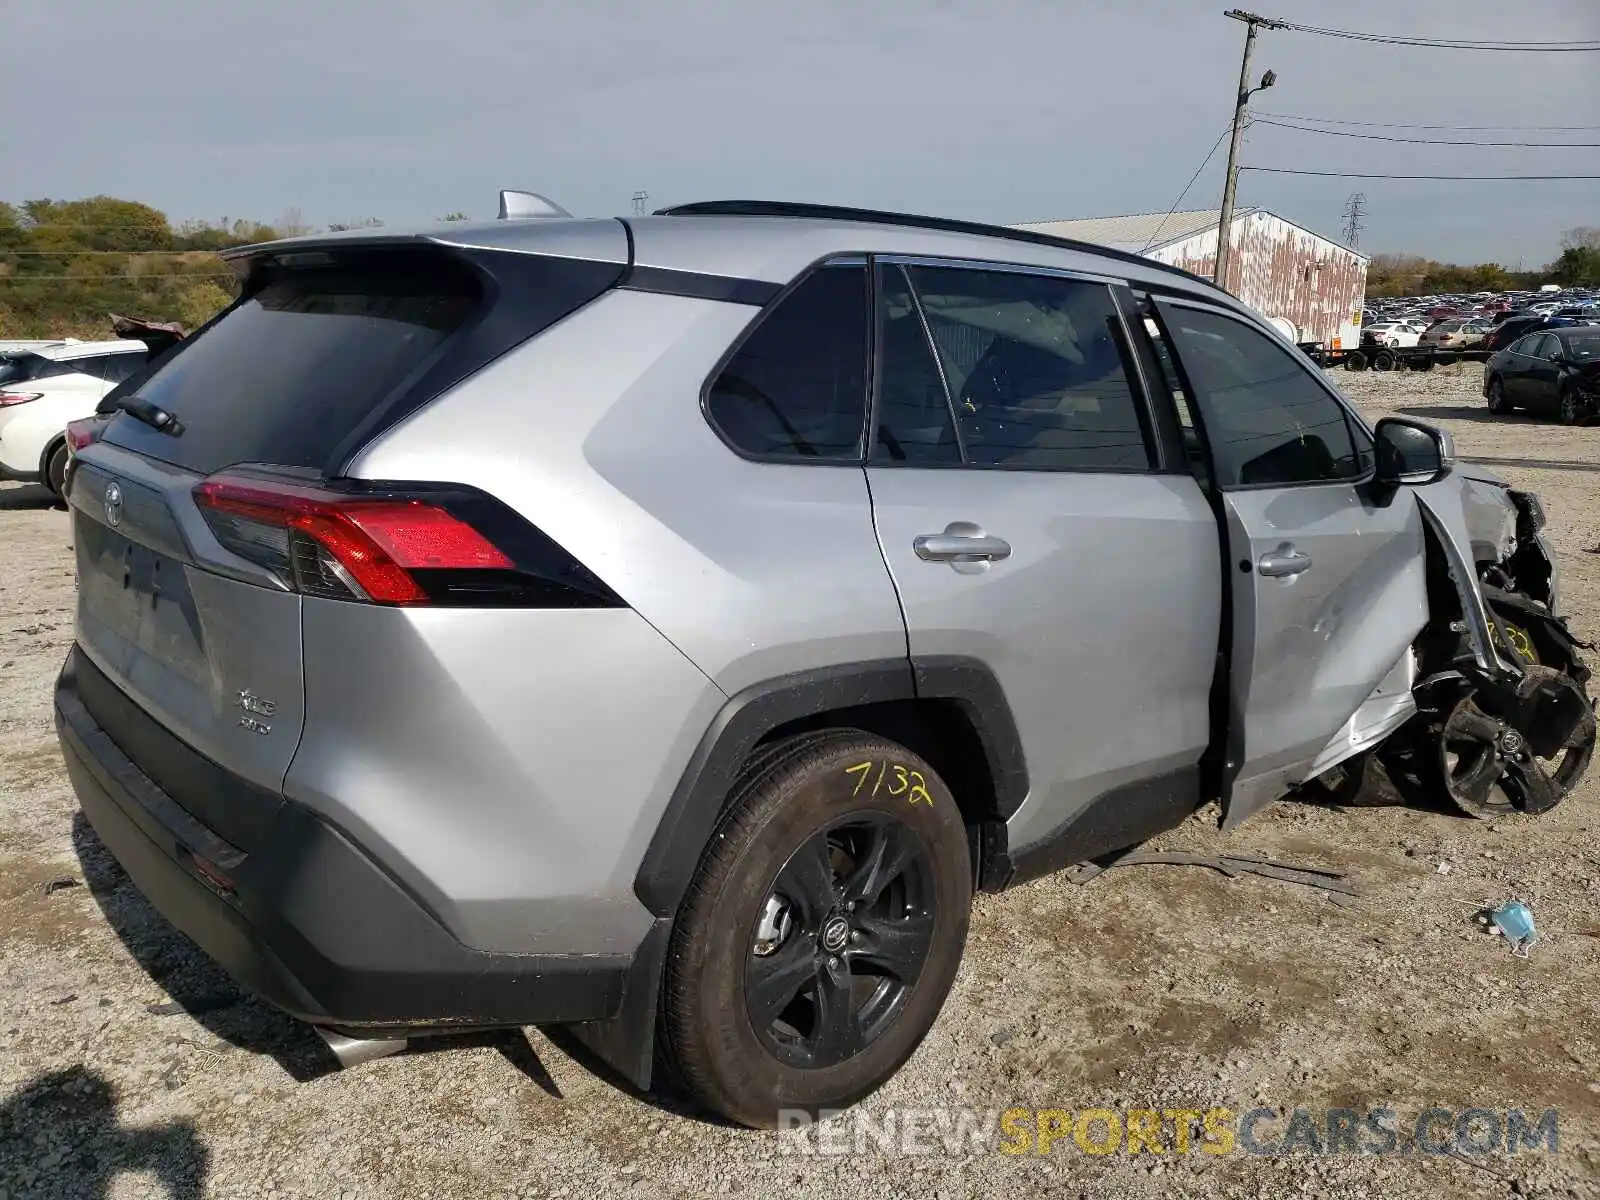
1440,666,1595,819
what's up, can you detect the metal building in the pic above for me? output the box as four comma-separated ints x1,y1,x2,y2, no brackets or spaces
1012,208,1368,351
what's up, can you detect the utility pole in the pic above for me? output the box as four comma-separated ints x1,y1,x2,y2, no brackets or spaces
1215,10,1283,289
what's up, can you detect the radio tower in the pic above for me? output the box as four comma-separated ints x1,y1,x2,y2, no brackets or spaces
1340,192,1367,249
631,191,650,216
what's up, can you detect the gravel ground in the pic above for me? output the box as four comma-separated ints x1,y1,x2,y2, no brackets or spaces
2,362,1598,1199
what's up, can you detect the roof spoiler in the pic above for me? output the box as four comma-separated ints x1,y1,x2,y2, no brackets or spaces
498,190,572,220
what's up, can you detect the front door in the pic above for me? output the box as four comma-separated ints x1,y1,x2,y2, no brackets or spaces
865,261,1221,858
1151,298,1430,828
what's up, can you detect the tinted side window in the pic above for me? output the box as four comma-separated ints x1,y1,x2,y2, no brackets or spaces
75,353,143,383
1164,306,1363,488
97,352,148,383
1531,334,1559,359
69,356,111,381
706,263,869,461
29,359,82,381
907,267,1151,471
872,264,959,464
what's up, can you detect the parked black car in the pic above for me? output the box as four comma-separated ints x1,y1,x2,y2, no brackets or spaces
1484,326,1600,423
1480,314,1578,355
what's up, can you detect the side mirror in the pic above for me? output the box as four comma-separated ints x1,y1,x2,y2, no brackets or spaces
1374,417,1454,487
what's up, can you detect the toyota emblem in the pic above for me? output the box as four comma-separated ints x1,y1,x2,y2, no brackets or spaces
104,481,123,528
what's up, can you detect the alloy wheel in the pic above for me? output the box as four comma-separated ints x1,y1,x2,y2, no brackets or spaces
1441,667,1595,818
745,814,936,1069
1558,389,1580,426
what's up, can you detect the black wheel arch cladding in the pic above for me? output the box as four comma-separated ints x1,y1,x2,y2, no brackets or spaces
632,656,1027,918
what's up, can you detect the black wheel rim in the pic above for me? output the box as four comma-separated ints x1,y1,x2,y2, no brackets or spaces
1441,682,1594,818
1560,391,1578,424
744,814,936,1070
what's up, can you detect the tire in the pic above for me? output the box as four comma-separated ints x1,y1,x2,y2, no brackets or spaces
1344,351,1369,372
44,440,70,504
1303,750,1405,808
1372,351,1397,372
658,729,972,1127
1557,385,1581,426
1486,378,1511,416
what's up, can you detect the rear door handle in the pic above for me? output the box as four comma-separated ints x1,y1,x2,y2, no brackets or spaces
914,525,1012,564
1257,544,1312,578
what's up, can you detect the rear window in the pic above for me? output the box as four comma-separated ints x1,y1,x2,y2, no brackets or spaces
1562,333,1600,361
101,251,484,474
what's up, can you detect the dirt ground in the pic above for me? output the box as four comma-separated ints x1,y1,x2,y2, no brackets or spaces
2,361,1598,1200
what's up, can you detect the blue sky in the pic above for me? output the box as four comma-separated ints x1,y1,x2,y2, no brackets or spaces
4,0,1596,264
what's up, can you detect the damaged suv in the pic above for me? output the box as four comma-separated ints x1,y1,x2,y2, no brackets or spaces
55,198,1594,1128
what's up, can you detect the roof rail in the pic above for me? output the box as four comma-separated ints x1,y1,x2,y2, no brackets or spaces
652,200,1219,290
498,190,572,220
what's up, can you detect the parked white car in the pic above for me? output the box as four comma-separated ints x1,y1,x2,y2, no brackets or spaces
0,339,78,353
0,340,151,498
1365,322,1423,348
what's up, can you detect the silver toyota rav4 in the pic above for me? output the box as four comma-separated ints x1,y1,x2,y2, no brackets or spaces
56,197,1594,1127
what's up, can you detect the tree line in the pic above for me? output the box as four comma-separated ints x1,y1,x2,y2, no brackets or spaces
0,196,461,340
3,197,1597,338
1365,227,1600,298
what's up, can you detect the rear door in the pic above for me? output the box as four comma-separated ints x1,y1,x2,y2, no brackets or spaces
866,260,1221,859
1522,334,1563,412
1150,297,1428,828
1501,334,1543,404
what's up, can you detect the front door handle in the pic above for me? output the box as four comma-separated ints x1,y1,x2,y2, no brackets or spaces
1258,544,1312,578
913,523,1012,565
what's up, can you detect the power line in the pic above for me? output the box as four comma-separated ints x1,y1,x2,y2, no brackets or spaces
2,249,230,256
1253,110,1600,132
1141,126,1234,253
1263,17,1600,51
1252,117,1600,148
1241,166,1600,179
5,223,235,231
0,272,235,281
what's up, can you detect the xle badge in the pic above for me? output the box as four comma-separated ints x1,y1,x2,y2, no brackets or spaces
237,689,276,736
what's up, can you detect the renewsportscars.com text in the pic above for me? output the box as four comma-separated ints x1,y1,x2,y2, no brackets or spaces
776,1106,1560,1158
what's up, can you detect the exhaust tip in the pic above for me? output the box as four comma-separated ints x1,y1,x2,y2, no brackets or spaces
315,1027,408,1069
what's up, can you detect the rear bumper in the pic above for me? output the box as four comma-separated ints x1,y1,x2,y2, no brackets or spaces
55,646,629,1034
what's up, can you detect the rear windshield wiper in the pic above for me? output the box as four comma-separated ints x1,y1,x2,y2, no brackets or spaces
110,394,185,437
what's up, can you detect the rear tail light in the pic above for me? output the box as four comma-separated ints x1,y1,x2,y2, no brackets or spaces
66,418,104,452
0,391,43,407
193,472,623,609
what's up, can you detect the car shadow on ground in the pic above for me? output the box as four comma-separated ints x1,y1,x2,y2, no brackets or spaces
70,812,584,1100
0,1065,208,1198
1396,403,1520,424
0,483,61,510
1461,454,1600,475
536,1026,740,1127
70,812,334,1084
